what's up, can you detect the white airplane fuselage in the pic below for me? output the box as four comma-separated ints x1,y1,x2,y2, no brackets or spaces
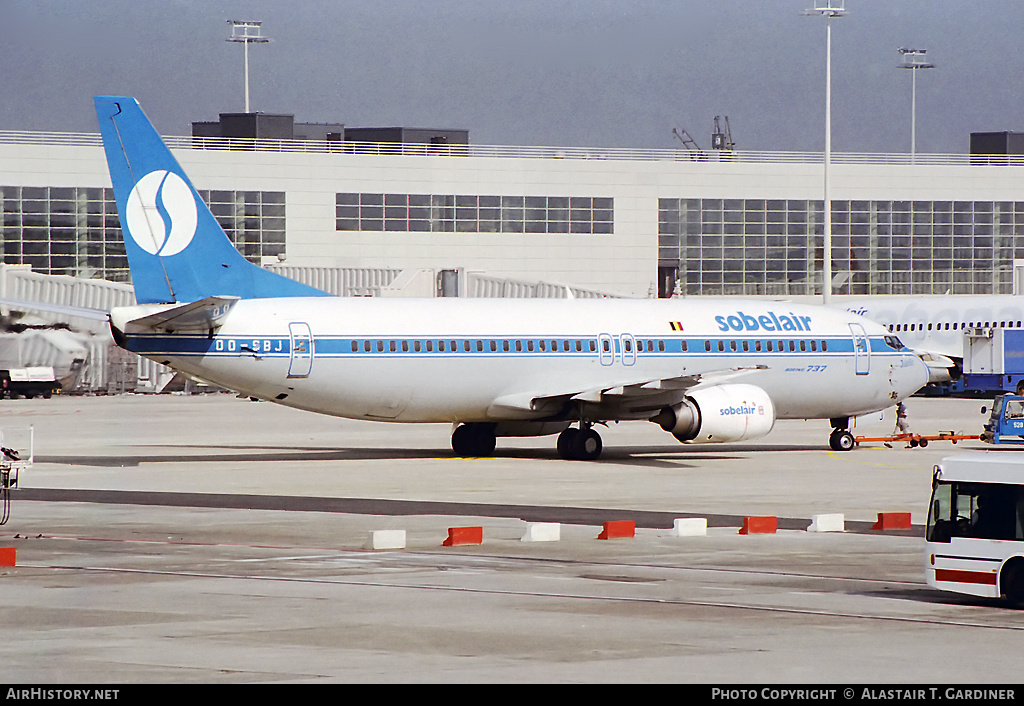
835,294,1024,360
112,297,928,425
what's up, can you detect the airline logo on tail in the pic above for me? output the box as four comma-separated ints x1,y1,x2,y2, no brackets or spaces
125,170,197,257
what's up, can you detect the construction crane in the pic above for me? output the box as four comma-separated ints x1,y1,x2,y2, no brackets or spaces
711,116,735,150
671,127,702,153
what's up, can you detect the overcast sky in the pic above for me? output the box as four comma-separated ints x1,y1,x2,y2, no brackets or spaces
2,1,1022,153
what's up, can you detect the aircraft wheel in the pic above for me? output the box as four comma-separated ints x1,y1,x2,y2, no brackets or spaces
451,423,496,457
556,428,579,460
829,429,855,452
570,428,603,461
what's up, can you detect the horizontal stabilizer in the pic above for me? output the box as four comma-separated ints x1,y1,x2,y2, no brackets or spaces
119,296,240,333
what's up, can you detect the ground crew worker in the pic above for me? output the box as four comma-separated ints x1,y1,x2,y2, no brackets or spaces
896,401,910,434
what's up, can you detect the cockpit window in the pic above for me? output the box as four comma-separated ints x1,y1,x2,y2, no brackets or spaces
884,335,906,351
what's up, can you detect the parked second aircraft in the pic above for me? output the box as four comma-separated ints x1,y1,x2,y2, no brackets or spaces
94,96,930,459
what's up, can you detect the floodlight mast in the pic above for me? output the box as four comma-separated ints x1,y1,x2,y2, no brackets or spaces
227,20,270,113
802,1,846,305
898,48,935,162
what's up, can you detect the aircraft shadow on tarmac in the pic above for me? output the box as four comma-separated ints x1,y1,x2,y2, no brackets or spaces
35,442,826,468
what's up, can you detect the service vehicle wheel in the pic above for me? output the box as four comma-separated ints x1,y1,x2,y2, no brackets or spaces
1001,561,1024,605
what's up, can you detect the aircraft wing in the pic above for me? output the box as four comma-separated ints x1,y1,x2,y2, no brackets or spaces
487,364,768,417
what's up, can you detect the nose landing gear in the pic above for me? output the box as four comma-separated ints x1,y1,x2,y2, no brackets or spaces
829,417,855,452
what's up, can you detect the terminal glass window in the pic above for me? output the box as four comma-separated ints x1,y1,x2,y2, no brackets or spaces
659,197,1024,296
338,193,613,235
0,186,286,283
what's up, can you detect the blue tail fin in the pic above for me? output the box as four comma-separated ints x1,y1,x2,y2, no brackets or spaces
94,96,329,304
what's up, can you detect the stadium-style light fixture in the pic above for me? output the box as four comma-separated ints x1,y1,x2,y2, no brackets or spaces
227,20,270,113
802,1,846,304
898,48,935,162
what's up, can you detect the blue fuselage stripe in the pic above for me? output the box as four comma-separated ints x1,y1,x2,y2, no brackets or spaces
123,333,902,360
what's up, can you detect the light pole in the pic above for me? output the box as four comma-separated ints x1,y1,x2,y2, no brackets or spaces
227,20,270,113
897,48,935,162
803,1,846,305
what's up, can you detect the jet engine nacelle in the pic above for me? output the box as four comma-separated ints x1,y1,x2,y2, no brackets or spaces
653,383,776,444
916,352,959,384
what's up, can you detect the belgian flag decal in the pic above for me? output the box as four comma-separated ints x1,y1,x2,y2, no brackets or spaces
669,321,684,331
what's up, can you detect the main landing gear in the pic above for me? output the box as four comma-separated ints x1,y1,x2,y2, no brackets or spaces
451,423,496,457
556,425,603,461
450,422,605,461
828,417,855,451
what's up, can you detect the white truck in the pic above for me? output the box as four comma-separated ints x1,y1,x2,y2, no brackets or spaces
0,367,60,399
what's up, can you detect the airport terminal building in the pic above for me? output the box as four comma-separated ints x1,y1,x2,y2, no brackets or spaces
1,121,1023,299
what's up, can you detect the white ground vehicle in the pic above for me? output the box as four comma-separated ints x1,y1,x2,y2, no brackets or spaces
926,453,1024,603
